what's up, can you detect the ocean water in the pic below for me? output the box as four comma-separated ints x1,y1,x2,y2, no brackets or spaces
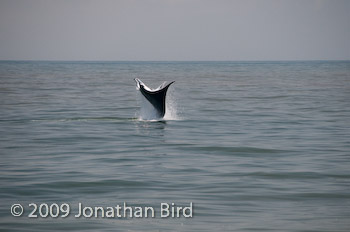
0,61,349,231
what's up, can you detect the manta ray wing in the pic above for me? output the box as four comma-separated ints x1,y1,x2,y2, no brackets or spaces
134,78,175,118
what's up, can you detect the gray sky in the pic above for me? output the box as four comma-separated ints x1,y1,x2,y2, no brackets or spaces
0,0,349,61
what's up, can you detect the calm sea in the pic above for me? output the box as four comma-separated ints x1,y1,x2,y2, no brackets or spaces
0,61,349,231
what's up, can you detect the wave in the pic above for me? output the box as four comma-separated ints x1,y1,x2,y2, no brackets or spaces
180,145,288,156
29,117,135,123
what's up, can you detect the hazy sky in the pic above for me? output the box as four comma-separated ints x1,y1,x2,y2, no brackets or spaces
0,0,349,61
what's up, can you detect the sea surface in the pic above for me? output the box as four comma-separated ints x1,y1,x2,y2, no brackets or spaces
0,61,349,231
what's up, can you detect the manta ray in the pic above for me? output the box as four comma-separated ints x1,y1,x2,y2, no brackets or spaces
134,78,175,119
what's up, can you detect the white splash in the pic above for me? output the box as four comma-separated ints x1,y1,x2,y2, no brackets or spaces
163,86,180,121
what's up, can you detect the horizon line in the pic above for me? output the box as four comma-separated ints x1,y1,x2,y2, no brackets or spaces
1,59,350,62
